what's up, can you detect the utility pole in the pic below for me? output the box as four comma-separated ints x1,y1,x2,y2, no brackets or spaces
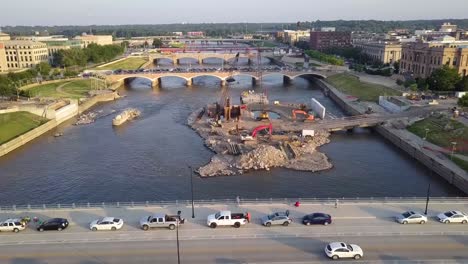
188,166,195,218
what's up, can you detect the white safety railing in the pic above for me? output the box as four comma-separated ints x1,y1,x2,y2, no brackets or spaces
0,196,467,211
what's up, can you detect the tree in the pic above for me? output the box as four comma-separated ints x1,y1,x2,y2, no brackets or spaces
455,76,468,91
393,61,400,74
458,94,468,107
36,62,51,77
152,38,163,48
426,65,461,91
295,41,310,50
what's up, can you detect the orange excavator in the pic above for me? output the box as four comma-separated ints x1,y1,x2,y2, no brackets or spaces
292,110,314,122
241,123,272,141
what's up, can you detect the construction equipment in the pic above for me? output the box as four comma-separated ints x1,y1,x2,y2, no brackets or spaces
240,123,273,141
256,111,269,121
292,110,314,122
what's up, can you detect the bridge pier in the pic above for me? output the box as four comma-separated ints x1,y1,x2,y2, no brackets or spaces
151,79,160,88
174,59,179,65
186,78,193,87
221,79,227,87
252,77,258,86
283,75,292,85
198,58,203,65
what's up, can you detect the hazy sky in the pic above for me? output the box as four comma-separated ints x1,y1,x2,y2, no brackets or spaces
1,0,467,26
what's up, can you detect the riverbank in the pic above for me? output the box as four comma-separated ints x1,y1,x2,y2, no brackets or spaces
0,90,120,157
188,105,332,177
318,78,468,195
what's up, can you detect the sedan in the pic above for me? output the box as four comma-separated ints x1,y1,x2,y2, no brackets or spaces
90,217,124,231
325,242,364,260
261,211,292,227
37,218,69,232
395,211,427,224
437,211,468,224
303,213,332,226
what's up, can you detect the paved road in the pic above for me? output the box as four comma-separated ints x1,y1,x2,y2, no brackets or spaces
0,235,466,264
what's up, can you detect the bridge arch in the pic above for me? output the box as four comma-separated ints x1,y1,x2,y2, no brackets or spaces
201,57,225,64
157,75,192,87
177,57,201,64
292,73,327,80
154,57,176,65
117,76,154,83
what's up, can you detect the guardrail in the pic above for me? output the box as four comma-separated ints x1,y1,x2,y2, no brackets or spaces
0,197,467,212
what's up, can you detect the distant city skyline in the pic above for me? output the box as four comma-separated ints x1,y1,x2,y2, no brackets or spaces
1,0,468,26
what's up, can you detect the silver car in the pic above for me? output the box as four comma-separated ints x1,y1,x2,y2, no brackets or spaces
395,211,427,224
261,211,291,227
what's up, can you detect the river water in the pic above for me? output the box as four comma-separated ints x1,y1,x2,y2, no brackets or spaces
0,75,463,205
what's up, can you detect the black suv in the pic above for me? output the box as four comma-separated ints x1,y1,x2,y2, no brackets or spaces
302,213,332,226
37,218,69,232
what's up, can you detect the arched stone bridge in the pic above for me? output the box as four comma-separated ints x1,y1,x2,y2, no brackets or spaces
148,52,257,65
106,70,330,88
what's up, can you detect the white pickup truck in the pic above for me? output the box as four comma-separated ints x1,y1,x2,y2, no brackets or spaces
207,211,250,228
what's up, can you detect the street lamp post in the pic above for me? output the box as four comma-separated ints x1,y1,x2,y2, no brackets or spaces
176,210,181,264
424,182,431,215
423,128,429,141
450,142,457,160
188,166,195,218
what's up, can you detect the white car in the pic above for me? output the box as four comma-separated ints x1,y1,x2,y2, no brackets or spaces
90,217,124,231
395,211,427,224
437,211,468,224
325,242,364,260
0,219,26,233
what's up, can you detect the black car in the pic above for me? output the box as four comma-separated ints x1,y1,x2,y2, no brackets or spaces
303,213,332,226
37,218,69,232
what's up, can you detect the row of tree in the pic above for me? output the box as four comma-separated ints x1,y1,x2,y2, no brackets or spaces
304,50,344,66
53,43,125,67
400,65,468,92
4,19,468,38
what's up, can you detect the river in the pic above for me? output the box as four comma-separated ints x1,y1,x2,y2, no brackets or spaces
0,75,463,205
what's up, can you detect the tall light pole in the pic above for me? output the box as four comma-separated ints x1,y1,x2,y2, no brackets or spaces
424,181,431,215
176,210,181,264
188,166,195,218
451,142,457,160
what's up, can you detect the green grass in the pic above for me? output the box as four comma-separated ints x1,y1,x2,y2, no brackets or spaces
451,156,468,172
27,80,92,99
97,57,147,70
0,112,48,144
61,80,92,98
326,73,400,102
169,42,185,48
407,116,468,155
27,82,65,98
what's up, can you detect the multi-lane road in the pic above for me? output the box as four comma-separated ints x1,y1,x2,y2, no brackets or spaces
0,200,467,263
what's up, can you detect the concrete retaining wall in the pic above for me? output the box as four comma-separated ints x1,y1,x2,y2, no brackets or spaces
0,120,58,157
320,78,468,195
0,91,120,157
376,126,468,194
379,96,410,113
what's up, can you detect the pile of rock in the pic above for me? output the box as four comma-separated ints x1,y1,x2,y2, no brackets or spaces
236,145,287,171
75,112,97,125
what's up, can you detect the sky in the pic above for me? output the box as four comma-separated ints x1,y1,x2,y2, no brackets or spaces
1,0,467,26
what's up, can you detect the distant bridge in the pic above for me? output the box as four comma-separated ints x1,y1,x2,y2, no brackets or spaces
106,70,332,88
148,52,260,65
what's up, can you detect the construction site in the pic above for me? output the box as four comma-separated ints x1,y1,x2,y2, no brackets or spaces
187,80,333,177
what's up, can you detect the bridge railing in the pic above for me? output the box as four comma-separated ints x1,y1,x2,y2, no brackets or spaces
0,197,467,211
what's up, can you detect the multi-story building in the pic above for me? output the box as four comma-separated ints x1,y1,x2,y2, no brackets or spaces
74,34,113,47
400,36,468,78
186,32,204,38
0,40,49,71
283,30,310,45
354,41,402,64
309,31,351,50
0,32,11,41
0,43,8,72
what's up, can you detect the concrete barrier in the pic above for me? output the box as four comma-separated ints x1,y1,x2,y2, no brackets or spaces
0,119,58,157
310,98,326,119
